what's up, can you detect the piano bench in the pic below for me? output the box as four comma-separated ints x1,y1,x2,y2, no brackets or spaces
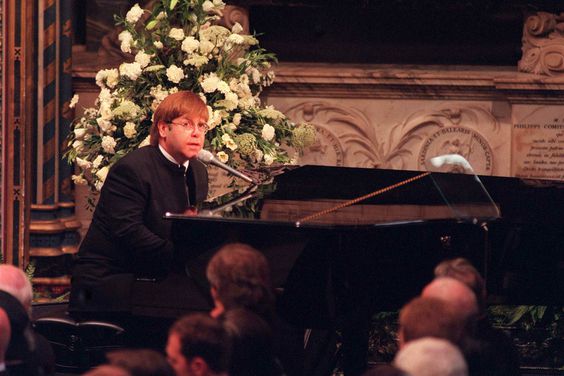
33,316,126,373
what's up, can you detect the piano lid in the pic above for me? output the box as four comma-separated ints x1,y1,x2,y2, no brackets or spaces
166,161,501,228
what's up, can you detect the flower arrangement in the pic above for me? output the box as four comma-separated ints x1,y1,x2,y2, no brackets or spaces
66,0,315,193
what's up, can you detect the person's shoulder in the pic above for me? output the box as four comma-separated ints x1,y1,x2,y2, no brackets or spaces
111,146,160,171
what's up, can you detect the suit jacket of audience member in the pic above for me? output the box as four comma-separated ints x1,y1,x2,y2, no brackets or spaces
69,145,208,313
462,317,521,376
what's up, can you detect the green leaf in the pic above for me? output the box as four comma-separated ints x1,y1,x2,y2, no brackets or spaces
169,0,179,10
146,19,159,30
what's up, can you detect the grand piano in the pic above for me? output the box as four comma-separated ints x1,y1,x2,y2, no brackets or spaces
130,162,563,375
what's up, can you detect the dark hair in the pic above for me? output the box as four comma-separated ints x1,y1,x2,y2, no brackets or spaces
106,349,174,376
150,91,208,146
169,313,229,373
362,364,410,376
206,243,275,322
222,308,282,376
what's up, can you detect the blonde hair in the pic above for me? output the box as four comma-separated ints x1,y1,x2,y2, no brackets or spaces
150,91,208,147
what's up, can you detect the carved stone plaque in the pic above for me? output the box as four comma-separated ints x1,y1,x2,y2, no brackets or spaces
512,106,564,180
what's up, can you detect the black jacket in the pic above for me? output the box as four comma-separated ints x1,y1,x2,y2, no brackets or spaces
69,146,208,313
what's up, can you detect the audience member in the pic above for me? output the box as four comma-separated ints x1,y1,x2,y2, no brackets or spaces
206,243,275,322
0,308,10,376
421,277,478,323
222,308,283,376
82,365,132,376
428,263,521,375
398,297,464,348
107,349,175,376
434,258,487,315
394,337,468,376
0,264,55,375
206,243,303,376
166,313,229,376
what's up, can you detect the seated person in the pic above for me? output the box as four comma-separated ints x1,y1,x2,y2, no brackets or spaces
222,308,284,376
0,264,55,375
398,297,465,349
69,91,210,317
394,337,468,376
0,308,10,376
206,243,275,322
432,259,521,375
166,313,229,376
106,349,175,376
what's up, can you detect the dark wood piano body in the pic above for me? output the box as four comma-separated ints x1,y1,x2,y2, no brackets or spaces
132,165,564,320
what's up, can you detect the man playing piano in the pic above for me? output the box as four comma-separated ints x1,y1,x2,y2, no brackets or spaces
69,91,209,321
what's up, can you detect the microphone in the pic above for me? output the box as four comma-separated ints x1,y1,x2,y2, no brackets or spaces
197,149,256,184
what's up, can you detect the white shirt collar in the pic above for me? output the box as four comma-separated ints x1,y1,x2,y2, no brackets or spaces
159,144,189,170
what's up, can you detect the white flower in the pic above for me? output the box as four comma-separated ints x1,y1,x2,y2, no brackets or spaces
95,181,104,192
126,4,144,24
232,113,242,126
217,151,229,163
258,106,285,120
232,22,243,34
184,55,208,67
92,155,104,168
135,51,152,68
202,1,214,12
169,28,185,41
156,11,166,20
166,65,185,83
113,100,141,119
101,136,117,154
154,41,164,49
199,40,214,55
99,102,113,120
221,134,237,150
261,123,275,141
254,148,264,162
72,174,88,185
73,128,87,139
118,30,134,53
97,118,113,133
207,107,222,130
216,92,238,111
96,166,110,182
201,74,220,93
123,122,137,139
227,33,245,45
95,69,119,88
181,37,199,54
72,140,84,152
138,135,151,148
119,62,142,81
69,94,79,108
216,80,230,94
264,152,275,165
248,67,261,84
76,157,92,169
98,88,112,104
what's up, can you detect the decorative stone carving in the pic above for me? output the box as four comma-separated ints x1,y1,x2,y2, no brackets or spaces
518,11,564,76
280,100,500,176
283,101,378,168
217,5,249,34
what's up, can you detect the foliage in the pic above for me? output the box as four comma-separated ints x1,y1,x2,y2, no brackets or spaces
65,0,315,193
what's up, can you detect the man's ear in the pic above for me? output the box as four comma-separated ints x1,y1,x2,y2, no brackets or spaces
188,356,210,376
158,121,169,138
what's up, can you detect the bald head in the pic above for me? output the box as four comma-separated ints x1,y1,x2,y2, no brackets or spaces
421,277,478,321
0,265,33,314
